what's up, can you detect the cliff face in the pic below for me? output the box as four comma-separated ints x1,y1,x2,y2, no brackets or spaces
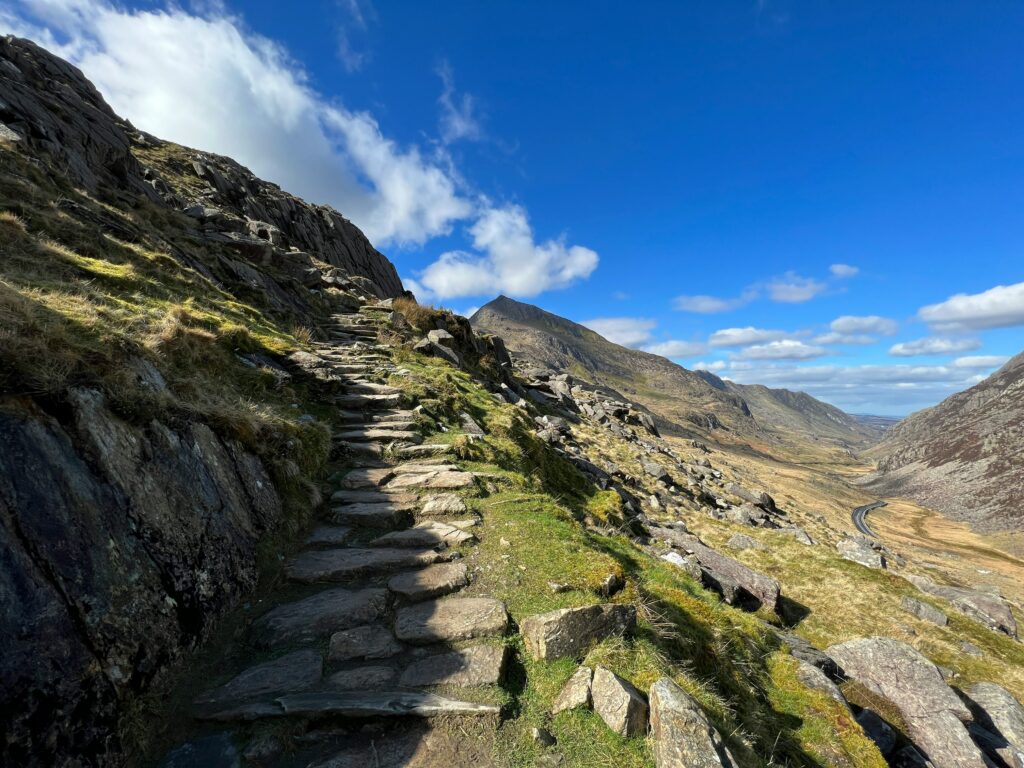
0,34,403,764
864,351,1024,531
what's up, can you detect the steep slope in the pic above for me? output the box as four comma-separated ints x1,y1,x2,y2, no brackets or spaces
864,350,1024,531
471,296,881,447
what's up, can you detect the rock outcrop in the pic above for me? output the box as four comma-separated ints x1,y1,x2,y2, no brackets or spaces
649,677,736,767
520,604,636,660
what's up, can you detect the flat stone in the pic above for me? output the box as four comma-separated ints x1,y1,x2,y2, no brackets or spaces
328,624,403,661
199,691,499,721
387,470,476,490
592,666,648,737
391,463,461,475
901,596,948,626
370,521,476,548
395,597,509,644
826,637,986,768
326,665,398,689
399,645,508,687
398,444,454,459
334,393,402,409
794,660,848,709
286,548,446,583
331,502,413,529
552,666,593,714
649,677,736,767
520,604,637,661
194,650,322,710
388,562,469,602
335,429,423,443
837,537,886,569
251,588,388,645
421,493,469,515
340,467,395,489
306,526,352,547
964,682,1024,767
330,490,417,506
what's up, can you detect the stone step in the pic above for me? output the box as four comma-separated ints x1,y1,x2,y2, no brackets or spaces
326,665,397,689
330,502,414,529
397,443,453,459
329,623,403,662
386,469,476,490
394,598,510,644
250,587,389,646
193,650,323,715
345,381,401,395
334,393,402,409
420,494,469,516
335,428,422,443
370,521,476,549
387,562,469,602
305,526,353,548
339,467,394,489
196,690,499,721
286,548,446,583
329,489,417,506
399,645,508,688
337,442,383,459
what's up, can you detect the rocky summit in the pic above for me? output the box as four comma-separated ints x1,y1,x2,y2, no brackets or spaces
2,29,1024,768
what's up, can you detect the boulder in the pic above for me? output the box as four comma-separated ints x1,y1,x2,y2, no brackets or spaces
649,677,736,767
794,661,848,709
427,329,455,347
552,667,593,714
642,460,670,481
726,533,765,551
591,667,648,737
826,637,987,768
963,683,1024,768
907,576,1018,639
520,604,637,661
837,537,886,569
901,596,948,626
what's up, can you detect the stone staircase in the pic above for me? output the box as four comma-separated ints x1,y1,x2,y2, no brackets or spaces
160,306,508,767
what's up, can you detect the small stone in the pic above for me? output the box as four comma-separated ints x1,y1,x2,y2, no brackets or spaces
726,533,765,551
552,666,593,714
532,727,557,747
591,666,648,737
499,537,512,548
548,582,573,593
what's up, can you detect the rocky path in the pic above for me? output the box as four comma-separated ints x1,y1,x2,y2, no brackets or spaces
161,307,508,768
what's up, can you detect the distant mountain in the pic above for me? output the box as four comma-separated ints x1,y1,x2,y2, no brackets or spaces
864,351,1024,531
850,414,902,431
470,296,881,447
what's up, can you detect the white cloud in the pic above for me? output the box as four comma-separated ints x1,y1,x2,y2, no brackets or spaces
766,272,827,303
736,339,828,360
642,340,707,358
919,281,1024,331
673,291,756,313
581,317,656,347
725,361,993,414
416,204,598,299
813,332,877,345
889,336,981,357
708,327,790,348
830,315,898,335
437,59,482,144
692,360,728,372
952,355,1010,369
830,263,859,278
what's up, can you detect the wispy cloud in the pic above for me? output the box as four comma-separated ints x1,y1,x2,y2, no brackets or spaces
765,271,827,303
581,317,656,347
919,281,1024,331
830,315,898,335
673,269,836,314
642,340,707,358
734,339,828,361
335,0,374,72
437,59,482,144
673,290,757,314
708,327,791,348
953,355,1009,369
829,263,859,278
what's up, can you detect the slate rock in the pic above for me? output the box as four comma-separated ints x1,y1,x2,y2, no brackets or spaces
907,576,1018,639
399,645,508,687
326,666,398,689
649,677,736,767
726,533,765,551
329,624,403,662
520,604,637,661
964,682,1024,767
394,598,509,644
794,660,848,709
194,650,322,710
591,666,648,737
370,520,476,548
286,548,445,583
837,537,886,569
421,493,469,515
388,562,469,602
901,596,948,626
552,666,593,714
251,587,388,645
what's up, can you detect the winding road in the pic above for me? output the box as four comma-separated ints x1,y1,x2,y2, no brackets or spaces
852,500,887,537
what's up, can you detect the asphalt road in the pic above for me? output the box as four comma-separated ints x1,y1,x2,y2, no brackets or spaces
852,501,888,537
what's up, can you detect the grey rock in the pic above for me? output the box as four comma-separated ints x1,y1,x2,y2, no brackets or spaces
592,667,648,737
459,411,486,435
387,562,469,602
901,596,948,626
249,587,389,647
305,526,353,547
726,533,765,551
857,709,897,757
399,645,508,687
826,637,986,768
421,493,469,515
552,666,593,714
161,734,240,768
326,665,397,689
194,650,322,710
907,575,1018,639
649,677,736,767
532,727,557,747
286,548,445,583
370,520,476,548
837,537,886,569
328,624,403,662
394,598,509,644
200,690,499,721
642,460,671,481
964,683,1024,767
331,502,413,529
794,660,848,709
779,526,814,545
386,469,476,490
427,329,455,347
520,604,637,661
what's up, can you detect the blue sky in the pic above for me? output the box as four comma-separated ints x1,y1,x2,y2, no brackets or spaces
4,1,1023,415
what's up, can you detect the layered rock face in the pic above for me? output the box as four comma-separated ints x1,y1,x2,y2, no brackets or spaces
864,351,1024,531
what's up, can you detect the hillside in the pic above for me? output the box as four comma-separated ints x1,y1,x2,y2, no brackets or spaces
864,351,1024,531
3,33,1024,768
471,296,882,448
